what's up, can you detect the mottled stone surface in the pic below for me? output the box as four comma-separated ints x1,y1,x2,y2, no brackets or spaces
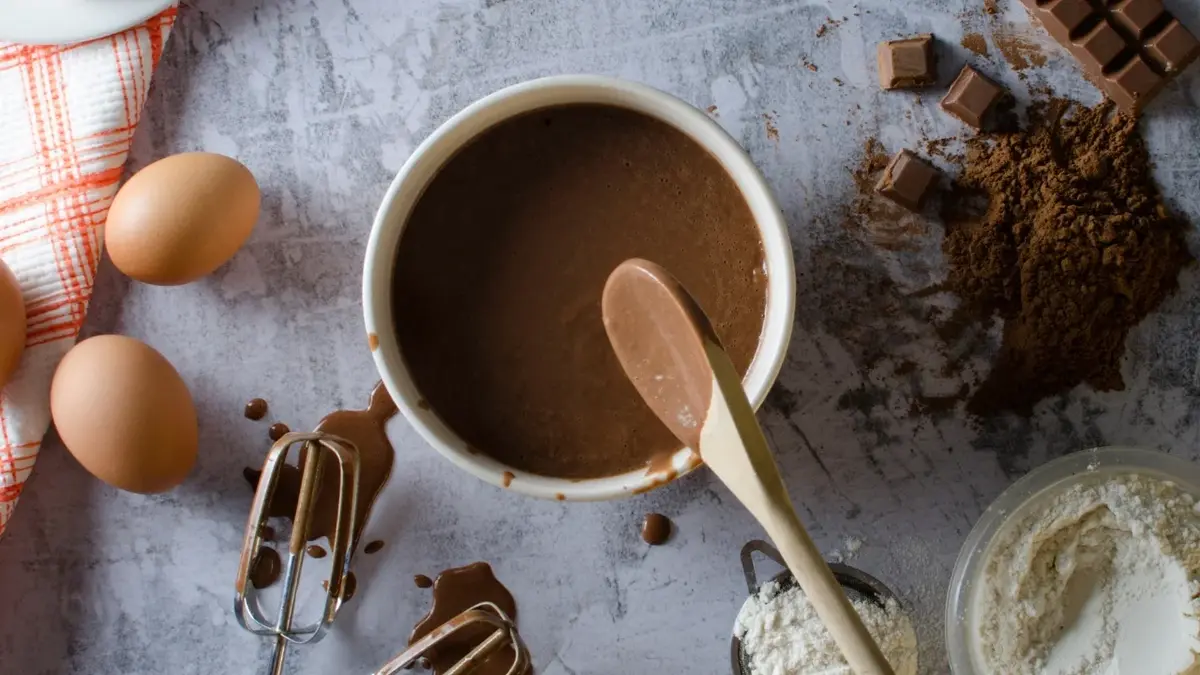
2,0,1200,673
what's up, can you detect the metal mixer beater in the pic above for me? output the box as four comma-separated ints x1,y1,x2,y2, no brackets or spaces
234,431,531,674
235,431,360,675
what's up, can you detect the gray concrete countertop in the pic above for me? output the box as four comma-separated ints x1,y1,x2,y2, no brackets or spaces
3,0,1200,673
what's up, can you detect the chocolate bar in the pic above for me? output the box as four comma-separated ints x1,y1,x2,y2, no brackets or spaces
1021,0,1200,113
877,35,937,89
941,65,1005,129
876,150,940,212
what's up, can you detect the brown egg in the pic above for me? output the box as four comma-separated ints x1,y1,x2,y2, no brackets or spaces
105,152,260,285
50,335,198,493
0,259,25,388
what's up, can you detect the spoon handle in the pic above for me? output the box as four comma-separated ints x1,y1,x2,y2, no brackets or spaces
704,348,894,675
758,498,895,675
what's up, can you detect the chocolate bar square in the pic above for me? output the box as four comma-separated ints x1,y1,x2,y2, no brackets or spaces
875,150,939,212
1105,55,1165,110
1044,0,1094,42
1145,19,1200,72
941,65,1004,129
1073,21,1127,71
877,35,937,89
1111,0,1165,39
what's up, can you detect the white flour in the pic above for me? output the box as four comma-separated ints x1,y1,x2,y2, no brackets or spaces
734,579,918,675
974,473,1200,674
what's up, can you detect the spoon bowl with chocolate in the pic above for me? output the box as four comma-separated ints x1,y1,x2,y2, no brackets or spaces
363,76,795,500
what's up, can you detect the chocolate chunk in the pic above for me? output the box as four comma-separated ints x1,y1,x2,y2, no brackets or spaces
875,150,939,212
941,65,1003,129
413,574,434,589
364,540,385,554
876,34,937,89
1020,0,1200,113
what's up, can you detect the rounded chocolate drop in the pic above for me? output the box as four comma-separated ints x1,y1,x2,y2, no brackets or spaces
268,422,290,441
244,398,268,421
641,512,671,545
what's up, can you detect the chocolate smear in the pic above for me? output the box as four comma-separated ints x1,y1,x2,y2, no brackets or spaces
250,547,282,589
241,382,398,550
408,563,521,675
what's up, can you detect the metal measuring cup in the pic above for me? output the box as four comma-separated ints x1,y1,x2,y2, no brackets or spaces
730,539,906,675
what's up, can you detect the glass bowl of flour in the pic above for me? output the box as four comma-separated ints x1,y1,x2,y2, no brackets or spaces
947,446,1200,674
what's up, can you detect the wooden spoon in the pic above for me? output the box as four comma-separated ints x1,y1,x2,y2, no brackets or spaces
602,258,894,675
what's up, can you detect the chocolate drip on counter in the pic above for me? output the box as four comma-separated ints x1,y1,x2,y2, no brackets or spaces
304,381,397,546
241,382,397,550
408,563,520,675
250,547,281,589
641,513,671,545
244,398,268,421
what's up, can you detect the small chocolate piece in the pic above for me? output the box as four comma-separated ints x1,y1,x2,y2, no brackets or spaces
364,540,385,554
875,150,940,212
307,544,327,559
1020,0,1200,113
268,422,290,441
250,547,282,589
876,34,937,89
260,525,276,542
343,572,358,602
941,65,1003,129
641,513,672,545
414,574,434,589
244,397,268,421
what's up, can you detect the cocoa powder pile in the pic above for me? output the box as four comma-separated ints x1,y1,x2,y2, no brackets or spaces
942,99,1193,414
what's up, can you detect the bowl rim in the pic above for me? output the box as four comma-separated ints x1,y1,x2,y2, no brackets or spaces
944,445,1200,674
361,74,796,501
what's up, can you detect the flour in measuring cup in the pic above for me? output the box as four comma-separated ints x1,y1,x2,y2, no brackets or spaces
734,579,918,675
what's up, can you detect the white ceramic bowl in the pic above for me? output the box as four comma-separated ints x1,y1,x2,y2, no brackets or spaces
363,75,795,501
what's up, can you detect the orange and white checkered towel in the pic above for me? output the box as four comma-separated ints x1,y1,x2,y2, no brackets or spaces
0,9,177,538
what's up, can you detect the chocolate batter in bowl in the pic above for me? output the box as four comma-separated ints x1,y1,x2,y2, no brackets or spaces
363,76,795,500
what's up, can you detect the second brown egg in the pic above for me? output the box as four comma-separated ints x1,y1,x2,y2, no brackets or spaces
105,152,260,285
